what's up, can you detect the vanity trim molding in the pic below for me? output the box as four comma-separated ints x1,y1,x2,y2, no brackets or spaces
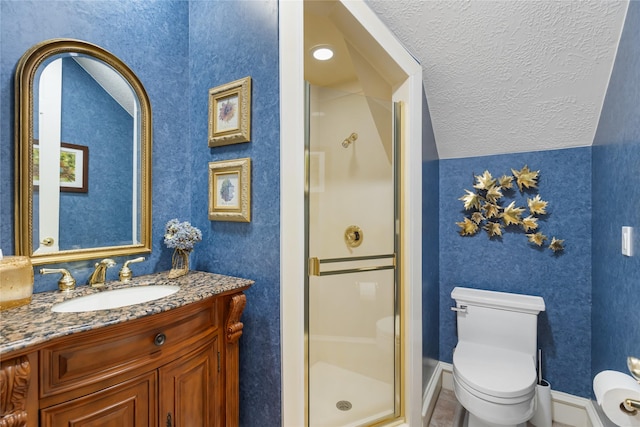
0,355,31,427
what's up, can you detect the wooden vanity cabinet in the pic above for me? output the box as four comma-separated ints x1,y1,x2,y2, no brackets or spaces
0,290,247,427
159,338,218,427
40,370,158,426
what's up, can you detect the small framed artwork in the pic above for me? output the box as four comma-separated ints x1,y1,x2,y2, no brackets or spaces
208,157,251,222
208,76,252,147
33,141,89,193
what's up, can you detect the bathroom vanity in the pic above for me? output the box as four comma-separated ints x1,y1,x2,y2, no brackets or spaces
0,271,253,427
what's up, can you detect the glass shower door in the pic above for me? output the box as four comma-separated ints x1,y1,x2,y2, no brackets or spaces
306,84,399,427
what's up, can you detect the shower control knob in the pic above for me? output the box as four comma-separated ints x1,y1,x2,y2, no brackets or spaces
344,225,364,248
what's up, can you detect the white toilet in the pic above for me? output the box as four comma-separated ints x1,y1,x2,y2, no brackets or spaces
451,287,546,427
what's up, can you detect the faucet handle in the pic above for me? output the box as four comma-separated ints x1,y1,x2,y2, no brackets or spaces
40,268,76,292
119,257,145,282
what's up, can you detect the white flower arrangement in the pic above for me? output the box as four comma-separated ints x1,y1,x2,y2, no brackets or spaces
164,219,202,251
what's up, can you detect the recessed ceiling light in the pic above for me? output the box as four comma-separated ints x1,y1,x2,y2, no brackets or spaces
312,45,334,61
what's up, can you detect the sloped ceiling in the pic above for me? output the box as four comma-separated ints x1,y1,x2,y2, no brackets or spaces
365,0,629,159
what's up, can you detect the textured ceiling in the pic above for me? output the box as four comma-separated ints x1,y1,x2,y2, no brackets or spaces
365,0,629,159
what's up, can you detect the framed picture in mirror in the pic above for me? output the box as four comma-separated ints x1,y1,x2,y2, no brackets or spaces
208,158,251,222
33,141,88,193
208,76,251,147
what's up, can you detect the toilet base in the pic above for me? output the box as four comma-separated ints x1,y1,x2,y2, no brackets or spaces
462,409,526,427
453,373,535,426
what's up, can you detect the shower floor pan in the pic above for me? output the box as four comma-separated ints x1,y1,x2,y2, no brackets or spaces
309,361,394,427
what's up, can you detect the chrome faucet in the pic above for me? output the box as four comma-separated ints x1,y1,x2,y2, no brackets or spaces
88,258,116,288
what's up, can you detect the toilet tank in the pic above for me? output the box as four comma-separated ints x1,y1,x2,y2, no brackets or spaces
451,287,545,356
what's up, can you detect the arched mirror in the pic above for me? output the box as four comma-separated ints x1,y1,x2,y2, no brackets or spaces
15,39,152,266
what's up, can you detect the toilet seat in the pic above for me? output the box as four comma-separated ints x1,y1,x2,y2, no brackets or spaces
453,342,537,400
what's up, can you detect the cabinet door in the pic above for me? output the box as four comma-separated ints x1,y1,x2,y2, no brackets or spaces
40,371,156,427
159,338,218,427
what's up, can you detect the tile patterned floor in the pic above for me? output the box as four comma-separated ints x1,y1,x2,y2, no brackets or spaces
428,389,573,427
428,389,462,427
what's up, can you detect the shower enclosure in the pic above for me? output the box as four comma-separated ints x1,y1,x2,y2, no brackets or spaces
306,84,401,426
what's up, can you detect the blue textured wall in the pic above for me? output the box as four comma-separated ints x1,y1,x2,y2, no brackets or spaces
422,88,440,374
59,57,133,249
187,1,281,425
0,0,190,289
591,1,640,379
1,1,280,424
439,148,592,397
32,58,133,251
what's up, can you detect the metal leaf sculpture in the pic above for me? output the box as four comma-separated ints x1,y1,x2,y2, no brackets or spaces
456,166,564,252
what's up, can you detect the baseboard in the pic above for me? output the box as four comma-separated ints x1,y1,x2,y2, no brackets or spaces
422,362,604,427
422,362,445,426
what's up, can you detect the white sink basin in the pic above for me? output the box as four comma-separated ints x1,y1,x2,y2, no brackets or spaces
52,285,180,313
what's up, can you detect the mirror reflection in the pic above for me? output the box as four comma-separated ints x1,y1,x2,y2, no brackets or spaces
15,39,152,265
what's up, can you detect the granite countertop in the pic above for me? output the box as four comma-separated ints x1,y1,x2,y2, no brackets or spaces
0,270,254,356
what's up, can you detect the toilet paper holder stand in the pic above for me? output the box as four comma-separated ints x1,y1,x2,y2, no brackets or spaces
622,398,639,414
622,356,640,414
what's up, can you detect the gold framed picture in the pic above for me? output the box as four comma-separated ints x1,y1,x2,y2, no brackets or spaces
208,76,251,147
208,157,251,222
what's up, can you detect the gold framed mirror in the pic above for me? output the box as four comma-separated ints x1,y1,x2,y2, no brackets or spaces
15,39,152,266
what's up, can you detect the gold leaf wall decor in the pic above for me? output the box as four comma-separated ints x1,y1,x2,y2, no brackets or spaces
471,212,485,224
456,217,479,236
485,186,503,203
549,237,565,252
484,221,503,237
512,165,539,192
527,232,547,246
498,175,514,189
521,216,539,232
502,202,525,226
483,203,501,219
473,170,496,190
459,190,481,211
456,166,564,252
528,195,548,215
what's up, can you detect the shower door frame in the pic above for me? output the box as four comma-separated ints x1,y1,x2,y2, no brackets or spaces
279,1,423,425
304,83,404,426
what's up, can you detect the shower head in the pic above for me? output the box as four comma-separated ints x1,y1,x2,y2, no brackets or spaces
342,132,358,148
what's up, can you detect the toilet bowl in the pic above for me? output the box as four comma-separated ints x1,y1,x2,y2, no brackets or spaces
454,342,536,426
451,287,545,427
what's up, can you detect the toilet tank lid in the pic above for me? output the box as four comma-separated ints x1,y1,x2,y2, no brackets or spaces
451,287,545,313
